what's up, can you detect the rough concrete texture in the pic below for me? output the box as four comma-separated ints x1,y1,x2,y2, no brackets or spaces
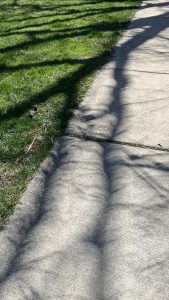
67,0,169,148
1,0,169,299
0,137,169,299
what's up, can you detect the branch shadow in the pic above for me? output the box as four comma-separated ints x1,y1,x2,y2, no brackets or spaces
0,0,169,298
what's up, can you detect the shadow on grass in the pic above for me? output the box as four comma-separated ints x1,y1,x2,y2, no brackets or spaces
0,14,130,131
0,50,112,124
1,5,138,29
0,0,138,143
1,0,169,297
0,1,139,164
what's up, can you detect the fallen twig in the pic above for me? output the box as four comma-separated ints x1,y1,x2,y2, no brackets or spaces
16,135,38,164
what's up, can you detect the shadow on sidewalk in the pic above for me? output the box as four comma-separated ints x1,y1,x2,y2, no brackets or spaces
0,1,169,298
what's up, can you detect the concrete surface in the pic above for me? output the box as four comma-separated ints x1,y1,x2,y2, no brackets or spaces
67,0,169,148
1,0,169,299
0,137,169,299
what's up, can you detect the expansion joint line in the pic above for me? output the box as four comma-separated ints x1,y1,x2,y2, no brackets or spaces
65,133,169,153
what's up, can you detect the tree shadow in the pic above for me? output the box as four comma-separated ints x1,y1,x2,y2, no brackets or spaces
1,5,138,30
0,0,137,129
0,0,169,298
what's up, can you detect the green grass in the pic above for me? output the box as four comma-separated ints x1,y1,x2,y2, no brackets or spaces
0,0,140,228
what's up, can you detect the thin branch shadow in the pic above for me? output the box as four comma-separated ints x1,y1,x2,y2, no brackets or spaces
0,0,169,298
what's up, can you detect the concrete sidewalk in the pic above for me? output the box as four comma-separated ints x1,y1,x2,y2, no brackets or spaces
0,1,169,299
68,0,169,148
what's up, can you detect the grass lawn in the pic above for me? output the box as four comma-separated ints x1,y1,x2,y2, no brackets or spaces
0,0,140,228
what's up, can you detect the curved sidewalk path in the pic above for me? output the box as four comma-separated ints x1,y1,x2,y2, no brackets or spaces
0,1,169,299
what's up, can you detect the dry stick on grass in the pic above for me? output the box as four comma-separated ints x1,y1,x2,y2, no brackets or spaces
16,135,38,164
